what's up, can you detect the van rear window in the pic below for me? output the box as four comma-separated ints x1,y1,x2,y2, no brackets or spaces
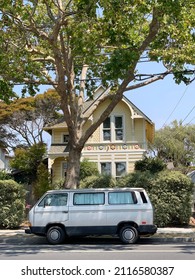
108,191,137,205
140,191,148,203
73,192,105,205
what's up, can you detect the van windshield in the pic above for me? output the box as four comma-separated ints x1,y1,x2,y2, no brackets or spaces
38,193,68,207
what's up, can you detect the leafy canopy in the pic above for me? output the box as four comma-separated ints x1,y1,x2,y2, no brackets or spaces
0,0,194,101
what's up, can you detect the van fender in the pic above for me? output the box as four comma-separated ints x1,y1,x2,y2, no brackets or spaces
46,223,67,235
116,221,138,234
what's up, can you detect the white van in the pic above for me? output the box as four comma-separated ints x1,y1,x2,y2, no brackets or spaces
25,188,157,245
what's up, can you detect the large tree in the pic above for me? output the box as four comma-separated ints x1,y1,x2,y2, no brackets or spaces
0,1,194,188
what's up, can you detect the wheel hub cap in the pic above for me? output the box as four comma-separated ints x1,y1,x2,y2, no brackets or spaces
50,230,59,241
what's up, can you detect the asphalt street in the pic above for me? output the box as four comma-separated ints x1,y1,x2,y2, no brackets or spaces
0,227,195,260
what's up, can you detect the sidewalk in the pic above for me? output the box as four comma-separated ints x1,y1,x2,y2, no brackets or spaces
155,227,195,241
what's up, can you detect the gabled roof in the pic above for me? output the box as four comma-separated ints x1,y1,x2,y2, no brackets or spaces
44,86,153,131
122,95,153,124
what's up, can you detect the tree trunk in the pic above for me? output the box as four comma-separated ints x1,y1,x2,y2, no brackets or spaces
64,145,82,189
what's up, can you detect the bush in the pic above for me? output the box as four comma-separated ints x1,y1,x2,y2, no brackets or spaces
80,174,116,189
135,157,166,173
117,171,155,190
80,159,99,180
33,163,51,200
52,180,65,190
149,171,194,227
0,180,26,228
0,170,11,180
117,170,194,227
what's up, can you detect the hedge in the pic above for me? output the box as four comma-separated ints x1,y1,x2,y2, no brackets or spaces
80,170,194,227
0,180,26,228
117,170,194,227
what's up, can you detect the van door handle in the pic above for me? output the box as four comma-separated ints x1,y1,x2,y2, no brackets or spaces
62,211,68,213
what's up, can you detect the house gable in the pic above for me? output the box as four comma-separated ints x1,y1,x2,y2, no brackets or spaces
44,87,154,183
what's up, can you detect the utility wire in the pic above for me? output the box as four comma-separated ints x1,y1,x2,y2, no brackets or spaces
185,116,195,126
181,105,195,125
161,85,189,128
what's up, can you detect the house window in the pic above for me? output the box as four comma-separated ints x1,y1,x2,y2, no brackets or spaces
115,116,123,140
102,116,124,141
101,162,111,175
103,117,111,141
100,162,126,179
115,162,126,178
63,134,69,144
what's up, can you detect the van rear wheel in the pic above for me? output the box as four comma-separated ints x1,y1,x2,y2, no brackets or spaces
119,226,139,244
46,226,65,245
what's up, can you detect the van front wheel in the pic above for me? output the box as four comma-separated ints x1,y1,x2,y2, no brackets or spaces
119,226,139,244
46,226,65,245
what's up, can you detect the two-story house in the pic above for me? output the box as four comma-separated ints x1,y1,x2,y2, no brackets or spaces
44,86,154,184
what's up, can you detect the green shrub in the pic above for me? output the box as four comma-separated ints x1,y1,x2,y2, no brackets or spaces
117,170,194,227
0,170,11,180
80,159,99,180
135,157,166,173
117,171,155,190
148,171,194,227
80,174,116,189
0,180,26,228
52,180,65,190
33,163,51,200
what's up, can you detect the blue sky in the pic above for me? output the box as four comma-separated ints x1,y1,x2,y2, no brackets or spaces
14,62,195,136
126,62,195,130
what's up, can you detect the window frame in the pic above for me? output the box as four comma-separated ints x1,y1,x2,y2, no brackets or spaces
100,162,112,176
115,162,126,179
114,116,124,141
108,191,137,205
62,134,69,144
73,192,105,206
102,115,124,142
38,193,68,207
102,117,111,141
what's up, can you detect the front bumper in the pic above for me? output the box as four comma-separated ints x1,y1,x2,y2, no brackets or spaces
25,228,32,234
25,226,46,236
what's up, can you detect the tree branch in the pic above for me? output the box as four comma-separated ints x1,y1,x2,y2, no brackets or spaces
139,7,160,53
124,71,171,92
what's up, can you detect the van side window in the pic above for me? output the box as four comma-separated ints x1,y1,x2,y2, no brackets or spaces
73,193,105,205
38,193,68,207
108,191,137,204
140,191,148,203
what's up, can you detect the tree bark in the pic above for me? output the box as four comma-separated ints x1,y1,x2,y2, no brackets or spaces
64,145,82,189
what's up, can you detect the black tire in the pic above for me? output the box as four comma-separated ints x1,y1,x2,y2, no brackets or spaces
46,226,65,245
119,226,139,244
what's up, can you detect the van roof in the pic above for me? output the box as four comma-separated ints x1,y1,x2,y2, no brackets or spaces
46,188,145,193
